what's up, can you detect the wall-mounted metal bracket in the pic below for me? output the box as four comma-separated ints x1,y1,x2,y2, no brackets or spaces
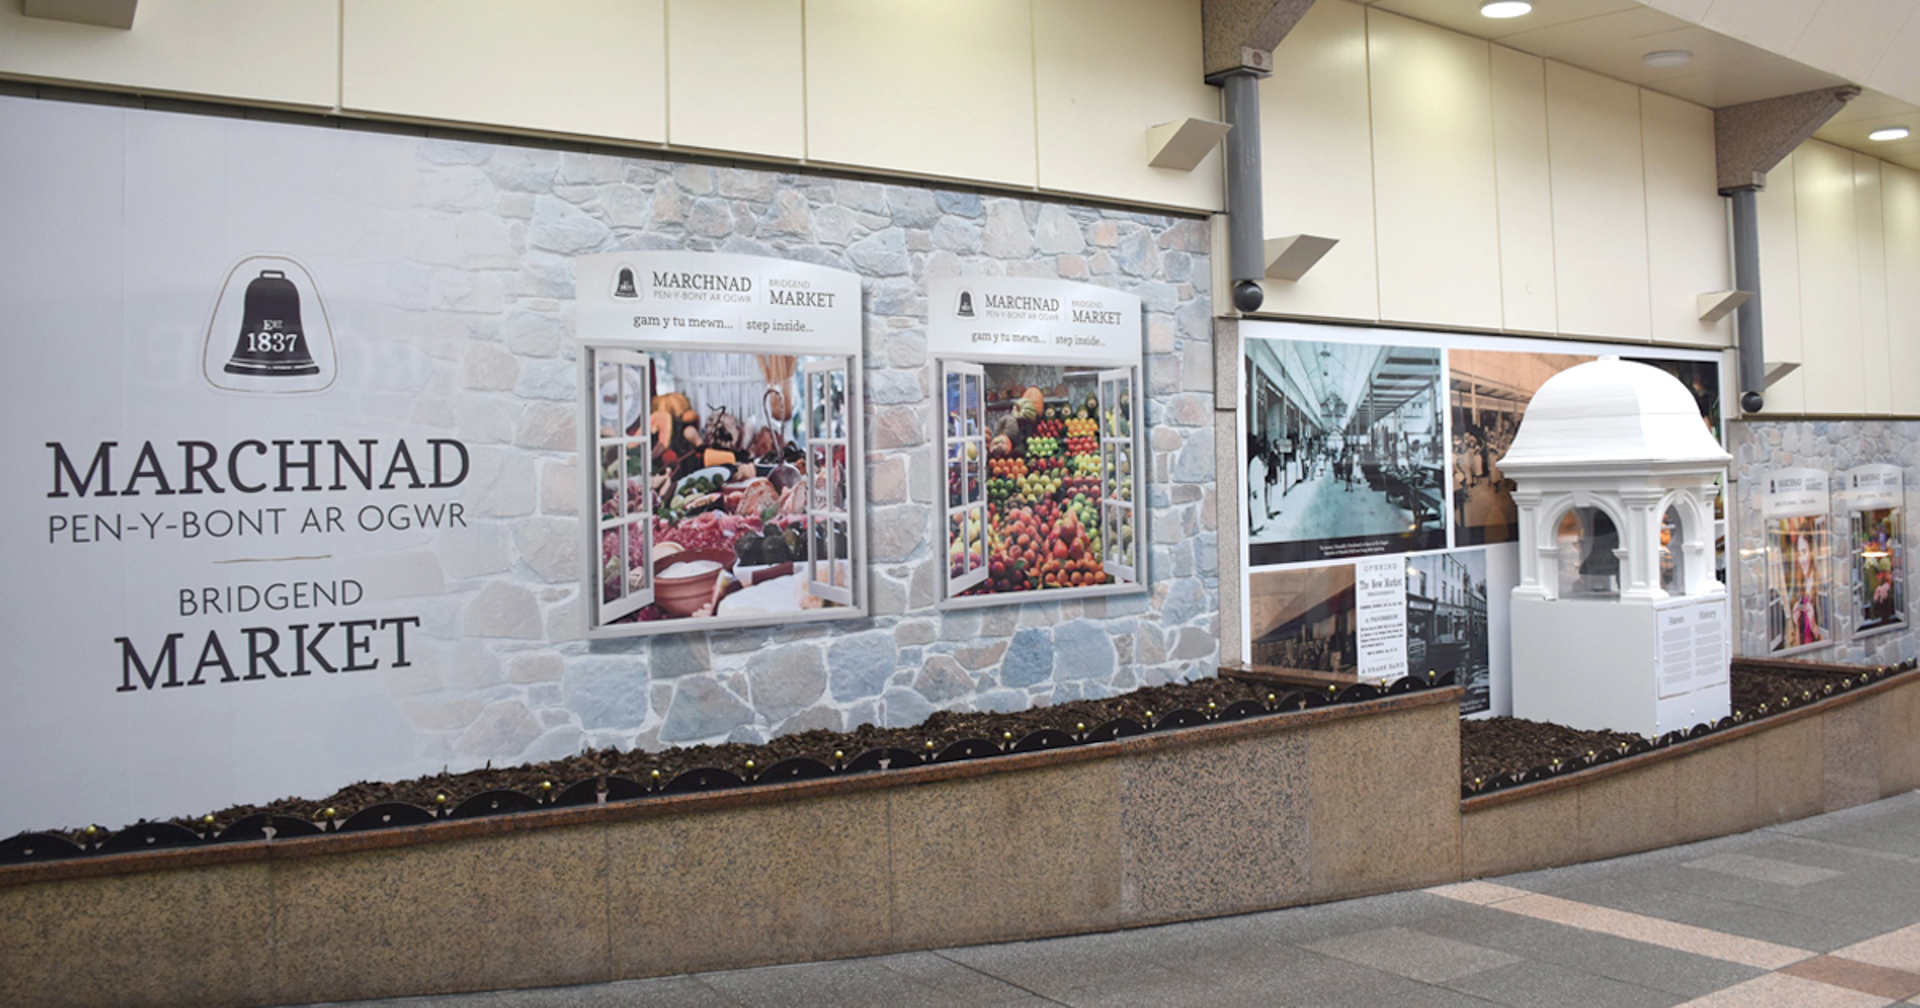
1264,235,1338,282
1696,290,1751,323
23,0,136,29
1146,118,1233,171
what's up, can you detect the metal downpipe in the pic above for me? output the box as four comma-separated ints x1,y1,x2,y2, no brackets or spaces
1728,187,1764,413
1218,69,1266,314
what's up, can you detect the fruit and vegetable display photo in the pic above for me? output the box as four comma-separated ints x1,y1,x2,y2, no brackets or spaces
592,349,856,632
942,362,1140,601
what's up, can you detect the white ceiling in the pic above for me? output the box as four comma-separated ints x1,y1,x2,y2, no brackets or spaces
1355,0,1920,171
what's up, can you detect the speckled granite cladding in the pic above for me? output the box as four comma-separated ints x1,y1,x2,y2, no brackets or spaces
1731,419,1918,665
0,697,1460,1008
1119,730,1310,921
366,137,1219,769
1306,702,1463,900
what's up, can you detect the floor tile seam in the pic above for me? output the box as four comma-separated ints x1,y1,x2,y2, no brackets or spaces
1433,955,1708,1005
1482,892,1816,969
1780,954,1920,1001
1404,916,1774,997
1672,970,1906,1008
929,950,1076,1006
1522,874,1880,943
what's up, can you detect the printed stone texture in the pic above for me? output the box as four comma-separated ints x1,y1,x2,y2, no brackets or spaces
0,864,274,1008
272,826,610,1003
1671,735,1763,842
608,791,893,978
1118,729,1311,923
1823,698,1883,811
1755,714,1826,822
1878,680,1920,794
1575,758,1680,863
1306,702,1462,901
1730,420,1917,665
1461,787,1580,879
889,760,1124,949
370,135,1221,770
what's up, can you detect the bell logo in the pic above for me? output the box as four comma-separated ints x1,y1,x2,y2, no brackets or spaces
613,265,640,300
202,255,337,395
956,289,975,317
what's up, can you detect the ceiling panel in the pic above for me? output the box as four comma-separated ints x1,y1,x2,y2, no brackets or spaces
1642,55,1849,106
1492,5,1691,58
1698,0,1829,55
1366,0,1644,42
1864,6,1920,99
1541,24,1784,87
1790,0,1918,84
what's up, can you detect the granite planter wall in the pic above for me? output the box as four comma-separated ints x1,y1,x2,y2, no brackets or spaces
0,689,1461,1008
1461,662,1920,879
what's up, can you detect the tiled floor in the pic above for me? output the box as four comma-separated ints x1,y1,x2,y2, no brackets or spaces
321,792,1920,1007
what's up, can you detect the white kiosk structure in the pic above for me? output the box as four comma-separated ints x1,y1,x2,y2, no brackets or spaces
1499,357,1731,737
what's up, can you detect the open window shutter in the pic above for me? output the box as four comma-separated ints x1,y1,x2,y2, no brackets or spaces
943,361,990,596
593,348,654,624
803,358,854,605
1098,367,1138,582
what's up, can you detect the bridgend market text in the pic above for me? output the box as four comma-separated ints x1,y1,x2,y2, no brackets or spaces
46,438,470,498
115,616,422,692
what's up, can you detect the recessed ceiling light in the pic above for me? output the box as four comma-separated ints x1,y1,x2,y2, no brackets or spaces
1869,127,1911,142
1480,0,1532,17
1642,50,1693,68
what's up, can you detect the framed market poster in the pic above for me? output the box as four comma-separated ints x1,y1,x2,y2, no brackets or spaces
1843,464,1906,638
1763,468,1834,655
574,252,865,636
928,277,1144,607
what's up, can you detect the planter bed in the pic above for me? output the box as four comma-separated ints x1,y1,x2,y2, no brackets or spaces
0,673,1449,868
1460,657,1920,880
1459,658,1918,796
0,682,1466,1008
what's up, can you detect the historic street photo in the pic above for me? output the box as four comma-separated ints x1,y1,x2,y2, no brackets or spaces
1246,338,1446,566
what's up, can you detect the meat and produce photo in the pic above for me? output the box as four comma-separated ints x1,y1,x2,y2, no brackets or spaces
593,351,856,628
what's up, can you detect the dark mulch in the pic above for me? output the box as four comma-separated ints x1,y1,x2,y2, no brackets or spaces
1460,662,1877,789
128,676,1284,840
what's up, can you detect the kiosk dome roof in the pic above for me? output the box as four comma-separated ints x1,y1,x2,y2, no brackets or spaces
1499,357,1728,468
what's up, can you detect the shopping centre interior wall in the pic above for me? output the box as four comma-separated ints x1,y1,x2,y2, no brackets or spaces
0,96,1217,833
1237,0,1920,420
1754,141,1920,417
1244,0,1731,348
0,0,1222,213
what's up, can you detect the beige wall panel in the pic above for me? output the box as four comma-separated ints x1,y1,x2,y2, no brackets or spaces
668,0,804,158
343,0,666,142
1367,10,1502,331
1035,0,1222,211
1490,46,1558,335
1886,164,1920,415
1641,91,1732,348
1755,153,1806,412
1545,62,1652,341
0,0,336,108
806,0,1036,188
1255,0,1378,322
1854,153,1893,414
1794,141,1865,414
